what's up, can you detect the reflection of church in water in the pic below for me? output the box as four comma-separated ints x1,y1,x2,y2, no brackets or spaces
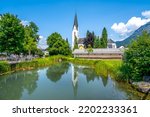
71,64,78,96
71,64,109,97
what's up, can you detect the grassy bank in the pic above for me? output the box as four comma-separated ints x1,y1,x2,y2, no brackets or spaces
0,56,122,80
0,55,67,75
67,58,122,79
0,61,11,75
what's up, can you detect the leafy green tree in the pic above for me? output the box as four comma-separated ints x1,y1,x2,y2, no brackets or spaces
28,22,39,42
47,32,71,55
0,13,25,54
121,31,150,81
47,32,61,48
101,27,108,48
23,24,38,56
73,36,78,50
94,36,101,48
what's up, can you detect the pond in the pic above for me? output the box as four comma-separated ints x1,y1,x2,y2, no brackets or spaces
0,62,149,100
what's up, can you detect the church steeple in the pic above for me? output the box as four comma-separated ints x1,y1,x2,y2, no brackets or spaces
72,13,79,50
73,13,78,30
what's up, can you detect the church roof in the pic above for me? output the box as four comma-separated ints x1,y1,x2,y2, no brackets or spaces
78,38,85,44
108,39,115,43
73,14,78,29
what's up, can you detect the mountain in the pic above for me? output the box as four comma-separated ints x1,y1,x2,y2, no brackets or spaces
116,22,150,47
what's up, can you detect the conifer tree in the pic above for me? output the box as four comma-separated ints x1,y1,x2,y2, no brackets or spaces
101,27,108,48
94,36,101,48
84,30,95,48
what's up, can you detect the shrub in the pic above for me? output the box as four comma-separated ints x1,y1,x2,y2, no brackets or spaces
15,61,38,70
121,31,150,81
0,61,11,74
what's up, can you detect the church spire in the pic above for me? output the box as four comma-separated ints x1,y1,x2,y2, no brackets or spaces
72,13,79,50
73,13,78,30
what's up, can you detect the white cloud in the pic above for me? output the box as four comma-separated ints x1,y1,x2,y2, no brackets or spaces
142,10,150,18
39,35,44,39
21,20,29,26
111,10,150,39
111,22,128,36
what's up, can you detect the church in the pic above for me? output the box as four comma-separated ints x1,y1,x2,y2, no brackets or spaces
72,14,117,50
72,14,84,50
72,14,123,59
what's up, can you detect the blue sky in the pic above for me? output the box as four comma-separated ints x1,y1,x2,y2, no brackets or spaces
1,0,150,48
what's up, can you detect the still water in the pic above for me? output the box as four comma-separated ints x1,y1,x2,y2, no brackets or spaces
0,62,146,100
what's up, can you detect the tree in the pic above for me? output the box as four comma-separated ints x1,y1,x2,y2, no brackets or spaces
28,22,39,42
23,24,38,56
94,36,101,48
66,38,69,43
101,27,108,48
0,13,25,54
84,30,95,48
121,31,150,81
73,36,78,50
47,32,71,55
47,32,61,48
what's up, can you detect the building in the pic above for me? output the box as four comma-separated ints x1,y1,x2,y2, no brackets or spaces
107,39,117,49
72,14,79,49
78,38,85,49
72,14,117,50
72,14,123,59
73,49,123,59
72,14,85,50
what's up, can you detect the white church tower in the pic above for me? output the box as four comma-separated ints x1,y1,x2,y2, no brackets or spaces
72,14,79,50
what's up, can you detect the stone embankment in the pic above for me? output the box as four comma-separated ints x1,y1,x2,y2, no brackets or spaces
132,82,150,94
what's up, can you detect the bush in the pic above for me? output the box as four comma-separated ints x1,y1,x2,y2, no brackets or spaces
0,61,11,74
121,31,150,81
15,61,38,70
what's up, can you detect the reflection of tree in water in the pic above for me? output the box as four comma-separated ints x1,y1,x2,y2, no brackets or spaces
46,62,70,82
78,66,109,87
101,77,108,87
96,69,109,87
0,70,38,99
0,74,24,99
22,70,38,95
81,68,99,82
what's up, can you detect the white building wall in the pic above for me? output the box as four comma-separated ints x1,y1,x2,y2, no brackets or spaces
72,26,79,49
